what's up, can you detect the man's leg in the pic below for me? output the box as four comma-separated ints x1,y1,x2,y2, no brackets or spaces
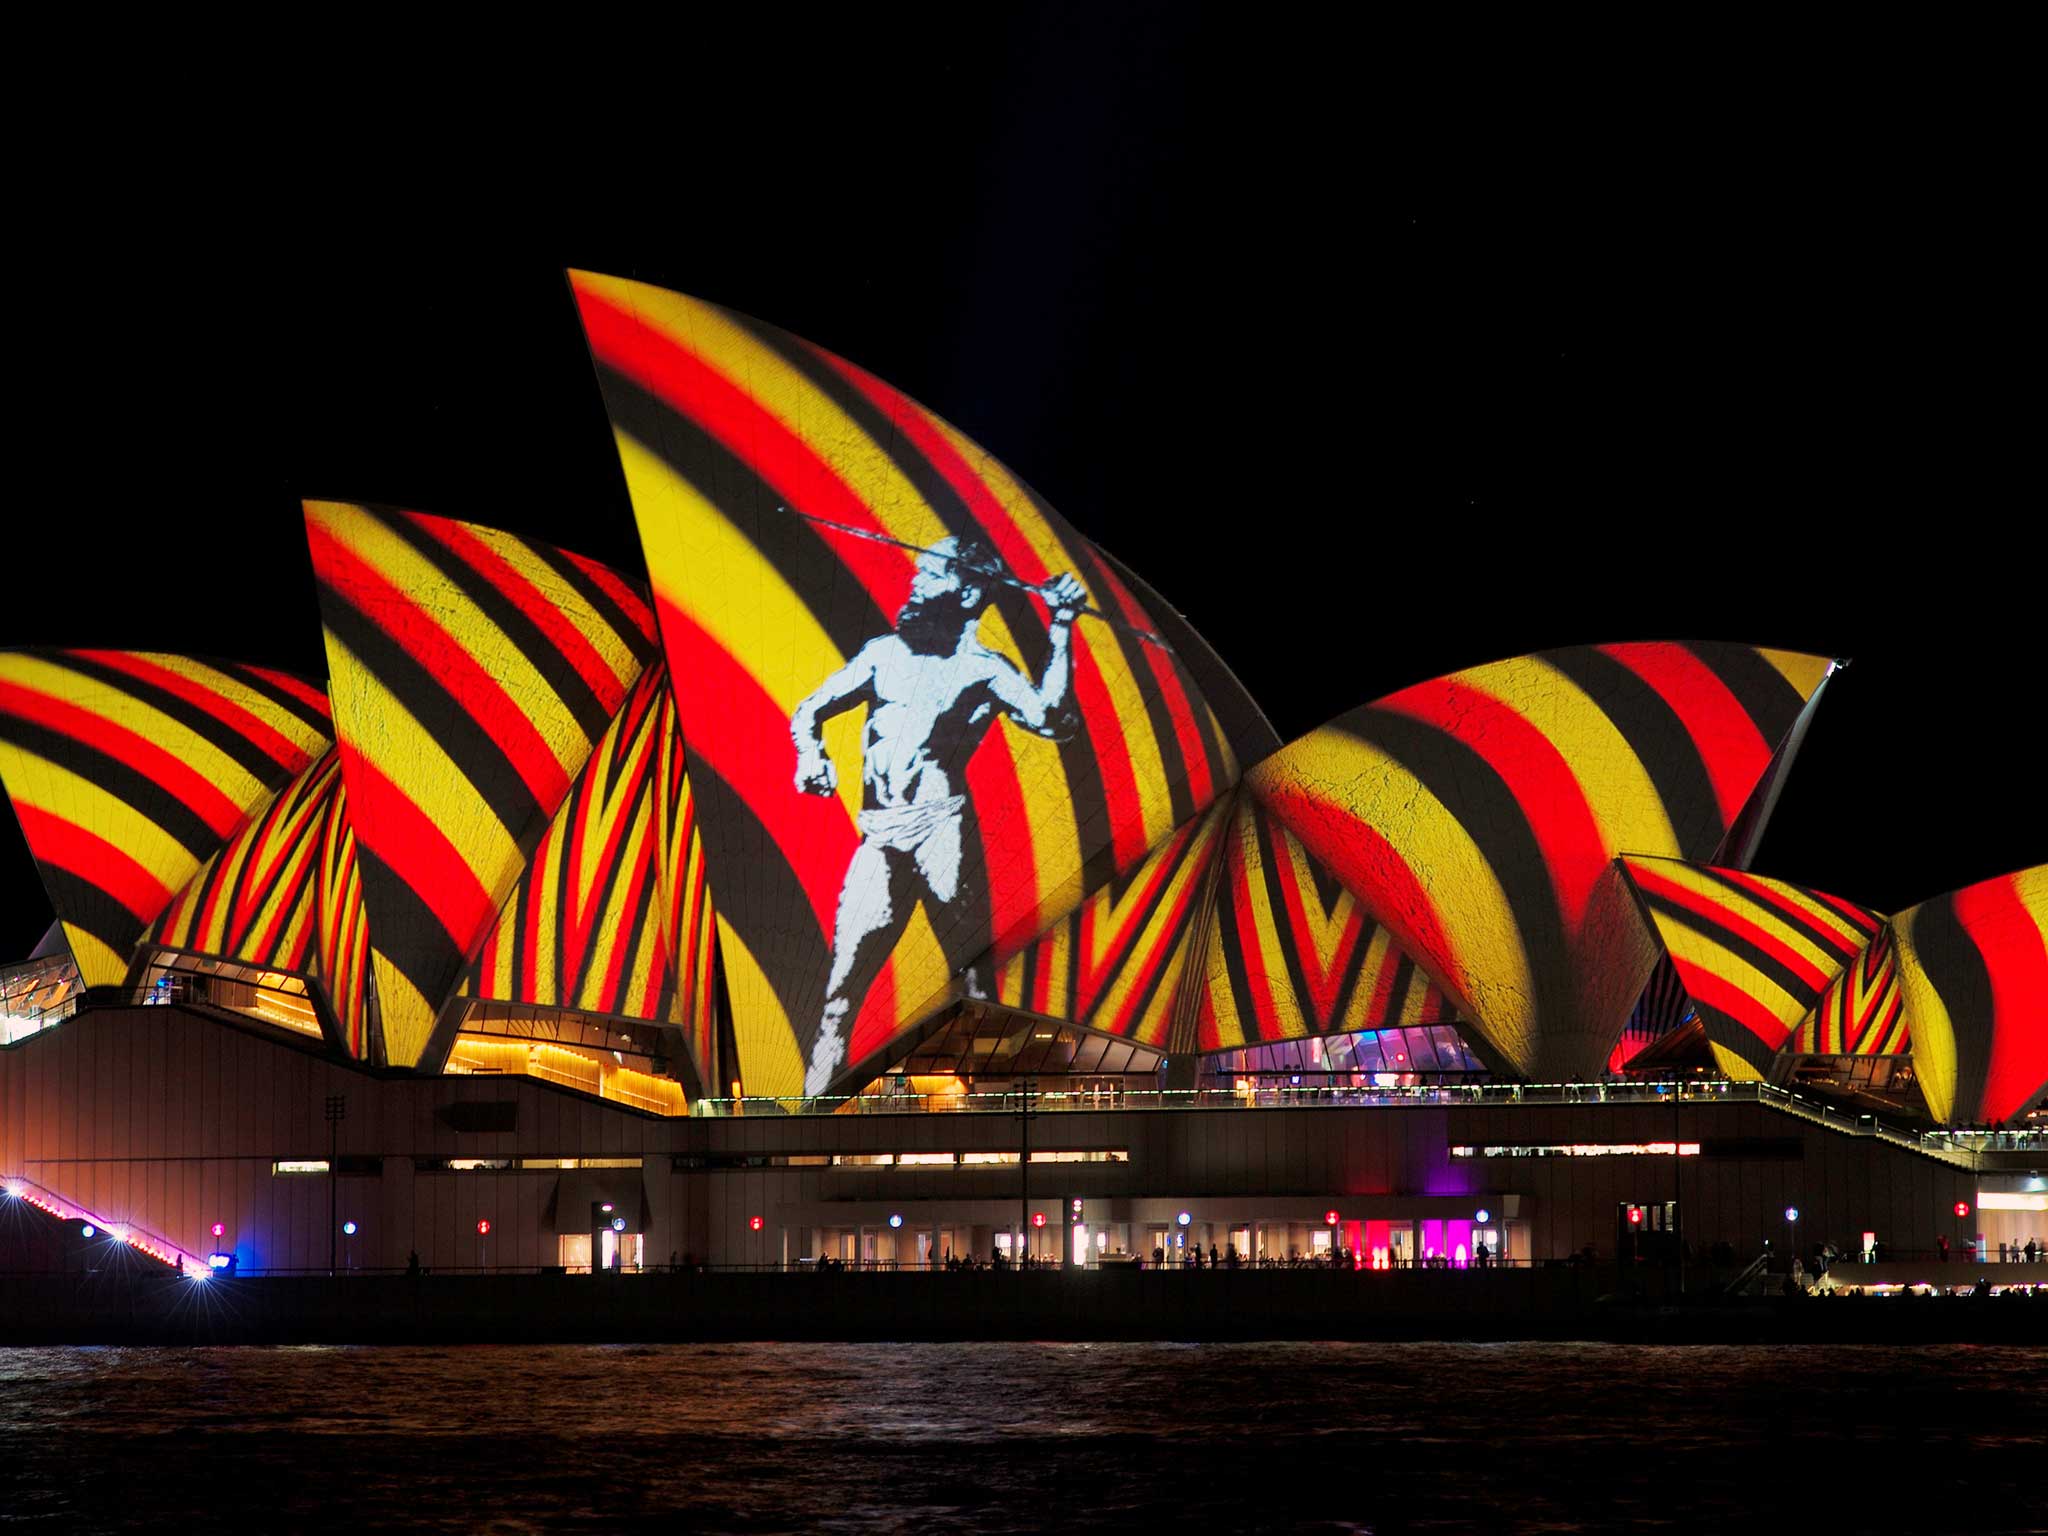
809,840,903,1096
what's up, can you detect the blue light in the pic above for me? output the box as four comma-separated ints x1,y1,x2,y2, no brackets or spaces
208,1252,231,1269
887,1214,903,1229
1475,1208,1492,1225
611,1217,626,1232
1785,1207,1800,1223
342,1221,358,1236
80,1224,96,1238
1176,1211,1191,1227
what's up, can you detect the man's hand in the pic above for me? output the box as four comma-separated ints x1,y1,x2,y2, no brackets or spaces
794,745,838,796
1042,572,1086,624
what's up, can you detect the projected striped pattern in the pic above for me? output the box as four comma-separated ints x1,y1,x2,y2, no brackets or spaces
465,665,689,1029
1793,927,1906,1058
0,650,331,986
572,269,1249,1096
307,502,658,1067
150,749,342,976
1249,644,1835,1081
994,800,1227,1047
314,774,372,1059
653,681,719,1094
1891,865,2048,1126
1197,798,1455,1050
1621,855,1883,1078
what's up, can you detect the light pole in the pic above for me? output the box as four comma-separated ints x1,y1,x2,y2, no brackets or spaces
1784,1206,1799,1279
324,1094,347,1275
1017,1076,1037,1268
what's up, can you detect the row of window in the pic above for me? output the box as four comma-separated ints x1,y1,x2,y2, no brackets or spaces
272,1157,644,1176
673,1150,1132,1170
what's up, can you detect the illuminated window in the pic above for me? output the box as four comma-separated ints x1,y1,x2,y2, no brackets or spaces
272,1160,331,1175
1448,1143,1701,1158
895,1153,959,1167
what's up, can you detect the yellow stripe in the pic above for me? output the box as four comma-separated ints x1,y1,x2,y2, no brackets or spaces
1475,655,1679,873
1249,729,1536,1074
1340,926,1398,1033
472,525,642,696
62,923,129,989
1708,1041,1764,1081
0,653,277,823
322,633,522,898
311,505,592,788
0,741,200,897
1891,910,1957,1122
628,285,953,560
1641,860,1853,988
1654,915,1809,1028
371,954,437,1068
719,917,803,1098
129,653,332,759
529,816,567,1006
1759,648,1833,700
1091,810,1219,1032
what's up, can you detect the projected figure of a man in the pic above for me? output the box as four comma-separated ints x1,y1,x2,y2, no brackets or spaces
791,537,1085,1095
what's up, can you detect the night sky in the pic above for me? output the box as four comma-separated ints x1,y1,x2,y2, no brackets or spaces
7,23,2039,952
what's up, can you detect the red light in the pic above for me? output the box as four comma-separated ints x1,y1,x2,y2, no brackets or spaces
749,1216,764,1231
211,1222,225,1238
476,1219,491,1236
1031,1212,1046,1228
1955,1201,1970,1219
1324,1210,1340,1226
1627,1206,1643,1225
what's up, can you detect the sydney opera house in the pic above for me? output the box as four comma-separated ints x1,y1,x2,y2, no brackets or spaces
1,271,2042,1289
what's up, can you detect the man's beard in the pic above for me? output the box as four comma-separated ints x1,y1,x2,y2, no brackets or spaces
896,595,976,655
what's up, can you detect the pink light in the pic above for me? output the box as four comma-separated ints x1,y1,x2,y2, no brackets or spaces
3,1172,201,1273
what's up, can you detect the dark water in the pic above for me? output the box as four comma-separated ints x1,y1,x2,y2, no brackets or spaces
1,1343,2043,1534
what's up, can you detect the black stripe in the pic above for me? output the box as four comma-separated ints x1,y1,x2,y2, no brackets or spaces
593,364,890,664
1642,890,1819,1015
39,867,144,958
48,652,298,788
1385,951,1418,1027
372,508,616,743
1907,895,1997,1121
1347,707,1576,1042
317,580,543,841
1690,866,1865,967
1089,544,1238,798
1328,913,1377,1026
1254,806,1324,1027
528,540,658,670
0,716,220,858
353,846,464,1007
1685,642,1810,755
686,758,831,1054
1542,646,1728,855
1213,845,1266,1041
217,662,334,740
606,832,664,1015
1070,541,1197,831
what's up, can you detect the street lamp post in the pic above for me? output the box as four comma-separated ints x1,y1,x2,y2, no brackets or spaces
1017,1077,1037,1268
324,1094,347,1276
1784,1206,1799,1279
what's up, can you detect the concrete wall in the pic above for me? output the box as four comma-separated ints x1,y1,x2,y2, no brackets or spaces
0,1006,1983,1275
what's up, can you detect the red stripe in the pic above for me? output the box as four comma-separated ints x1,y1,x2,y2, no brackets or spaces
341,747,498,957
846,958,899,1075
1269,819,1366,1024
562,549,657,646
1708,866,1867,962
1631,863,1831,993
1361,934,1404,1027
657,600,854,938
1228,829,1281,1042
308,518,572,813
1076,824,1186,1015
15,805,172,924
1100,865,1201,1036
0,679,249,840
1676,963,1793,1052
241,666,332,721
1954,874,2048,1123
964,730,1038,961
1599,643,1771,832
1092,557,1215,809
1812,885,1883,935
408,515,634,719
1379,676,1609,931
573,287,913,622
1069,639,1149,870
1254,783,1469,1017
70,652,312,774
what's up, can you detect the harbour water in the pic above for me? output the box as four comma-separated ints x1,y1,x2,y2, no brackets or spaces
2,1342,2043,1533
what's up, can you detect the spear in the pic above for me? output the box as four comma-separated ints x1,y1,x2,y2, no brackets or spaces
787,509,1173,651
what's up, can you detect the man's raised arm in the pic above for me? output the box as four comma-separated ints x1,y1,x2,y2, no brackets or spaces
790,648,877,795
985,573,1086,739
